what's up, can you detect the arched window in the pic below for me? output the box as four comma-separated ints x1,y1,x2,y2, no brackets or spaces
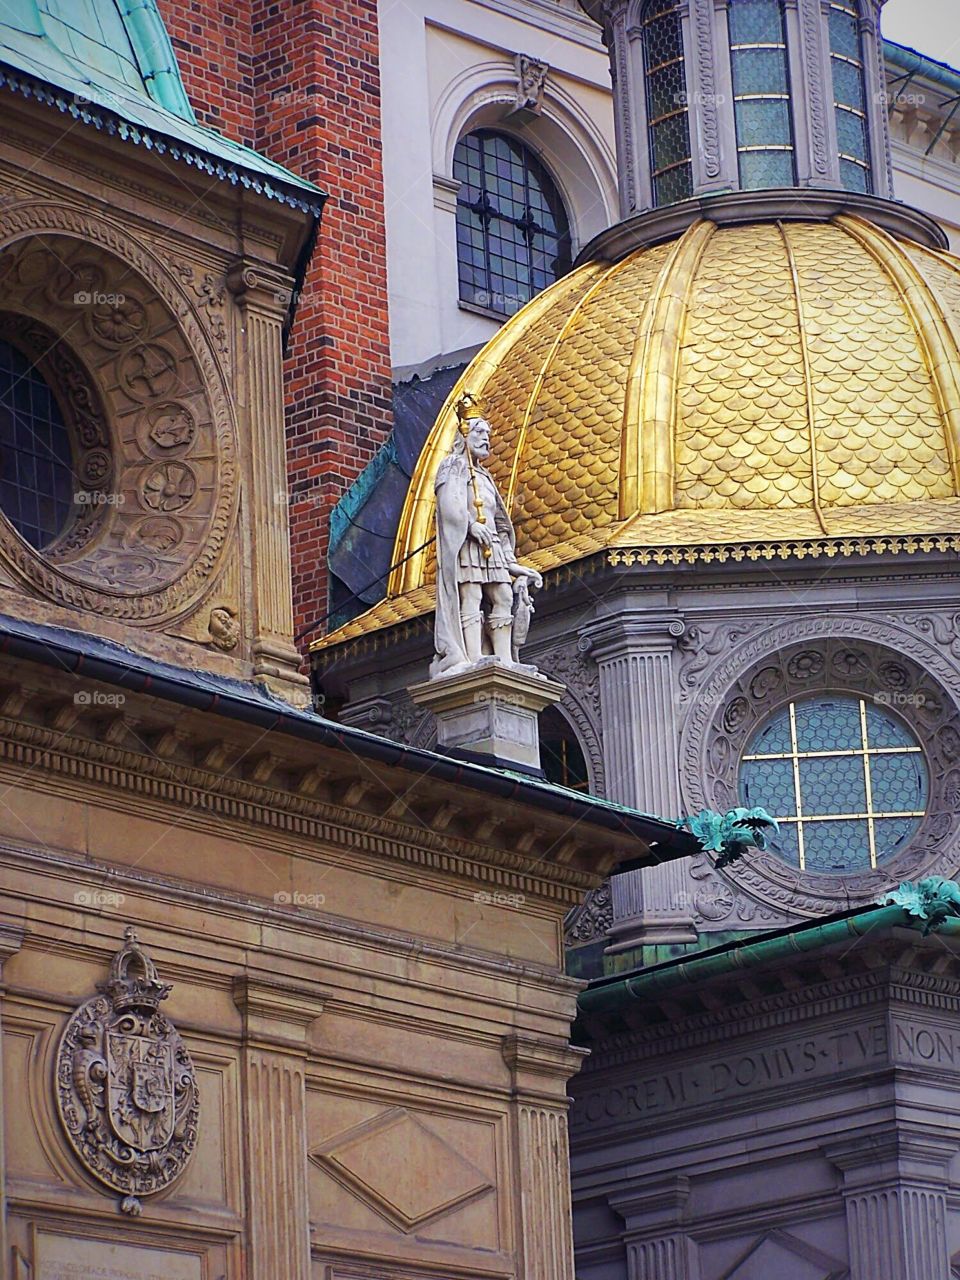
540,707,591,793
728,0,796,189
828,0,872,192
640,0,693,207
453,130,571,318
739,695,927,873
0,337,76,550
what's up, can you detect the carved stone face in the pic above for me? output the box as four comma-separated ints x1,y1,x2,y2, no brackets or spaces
466,418,491,461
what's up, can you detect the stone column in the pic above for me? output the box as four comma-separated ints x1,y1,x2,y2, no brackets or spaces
233,976,327,1280
226,261,308,698
609,1177,701,1280
0,924,23,1272
580,613,696,946
826,1132,955,1280
502,1034,587,1280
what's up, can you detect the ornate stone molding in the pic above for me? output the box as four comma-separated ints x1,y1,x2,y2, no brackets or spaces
0,204,240,623
691,0,721,179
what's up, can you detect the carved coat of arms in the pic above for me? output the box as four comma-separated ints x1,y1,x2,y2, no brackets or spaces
55,927,199,1213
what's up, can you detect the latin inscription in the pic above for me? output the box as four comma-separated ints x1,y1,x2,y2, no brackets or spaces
37,1233,201,1280
573,1018,960,1131
573,1024,888,1129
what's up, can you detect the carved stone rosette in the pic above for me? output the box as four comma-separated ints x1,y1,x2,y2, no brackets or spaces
55,928,199,1213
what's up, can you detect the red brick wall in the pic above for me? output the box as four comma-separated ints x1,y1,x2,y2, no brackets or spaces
159,0,393,644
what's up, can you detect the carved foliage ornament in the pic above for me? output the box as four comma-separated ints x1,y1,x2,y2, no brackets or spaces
55,928,199,1214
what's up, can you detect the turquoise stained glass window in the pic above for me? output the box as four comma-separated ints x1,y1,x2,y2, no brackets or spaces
641,0,693,207
728,0,796,189
739,696,927,873
828,1,872,192
454,131,571,317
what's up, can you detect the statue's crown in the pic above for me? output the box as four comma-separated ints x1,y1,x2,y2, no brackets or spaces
97,927,172,1014
454,392,485,427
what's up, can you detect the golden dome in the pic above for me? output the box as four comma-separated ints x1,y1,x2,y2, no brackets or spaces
314,214,960,651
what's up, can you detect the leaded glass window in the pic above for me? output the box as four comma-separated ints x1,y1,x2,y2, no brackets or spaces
0,338,76,549
641,0,693,207
453,131,572,317
739,696,927,872
728,0,796,189
828,1,872,192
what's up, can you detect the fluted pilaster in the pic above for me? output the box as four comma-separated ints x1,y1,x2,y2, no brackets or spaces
227,261,307,696
502,1034,586,1280
610,1177,700,1280
233,976,327,1280
826,1131,955,1280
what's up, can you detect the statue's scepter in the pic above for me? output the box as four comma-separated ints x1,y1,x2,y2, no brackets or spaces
455,393,492,560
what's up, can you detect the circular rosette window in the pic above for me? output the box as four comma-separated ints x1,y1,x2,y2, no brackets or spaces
681,631,960,916
0,220,238,622
739,694,928,873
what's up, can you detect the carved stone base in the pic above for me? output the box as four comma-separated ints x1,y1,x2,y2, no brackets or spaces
409,661,565,774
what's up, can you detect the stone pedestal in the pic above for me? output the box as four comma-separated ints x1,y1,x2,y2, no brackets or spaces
409,661,564,774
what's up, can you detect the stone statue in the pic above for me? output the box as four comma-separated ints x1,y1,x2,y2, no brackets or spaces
432,393,542,676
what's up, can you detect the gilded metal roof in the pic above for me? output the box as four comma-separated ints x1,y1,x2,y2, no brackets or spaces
313,215,960,653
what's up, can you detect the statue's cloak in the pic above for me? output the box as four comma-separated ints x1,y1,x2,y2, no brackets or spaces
432,453,517,674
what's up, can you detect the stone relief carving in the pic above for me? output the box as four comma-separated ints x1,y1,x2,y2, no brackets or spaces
676,620,763,706
55,928,199,1215
680,616,960,919
564,881,613,945
207,606,240,651
0,207,240,623
514,54,549,113
167,256,230,359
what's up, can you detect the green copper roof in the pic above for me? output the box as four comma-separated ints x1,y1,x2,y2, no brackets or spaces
0,0,325,214
578,897,960,1023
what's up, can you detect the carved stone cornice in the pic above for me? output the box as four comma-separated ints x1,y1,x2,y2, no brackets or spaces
0,665,618,901
578,950,960,1066
226,258,295,316
609,1175,691,1229
233,975,327,1051
502,1033,588,1097
579,613,686,661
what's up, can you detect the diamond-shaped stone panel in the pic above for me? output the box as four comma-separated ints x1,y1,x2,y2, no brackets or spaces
309,1107,493,1233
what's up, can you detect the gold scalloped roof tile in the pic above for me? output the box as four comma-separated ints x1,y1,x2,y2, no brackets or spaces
313,218,960,653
